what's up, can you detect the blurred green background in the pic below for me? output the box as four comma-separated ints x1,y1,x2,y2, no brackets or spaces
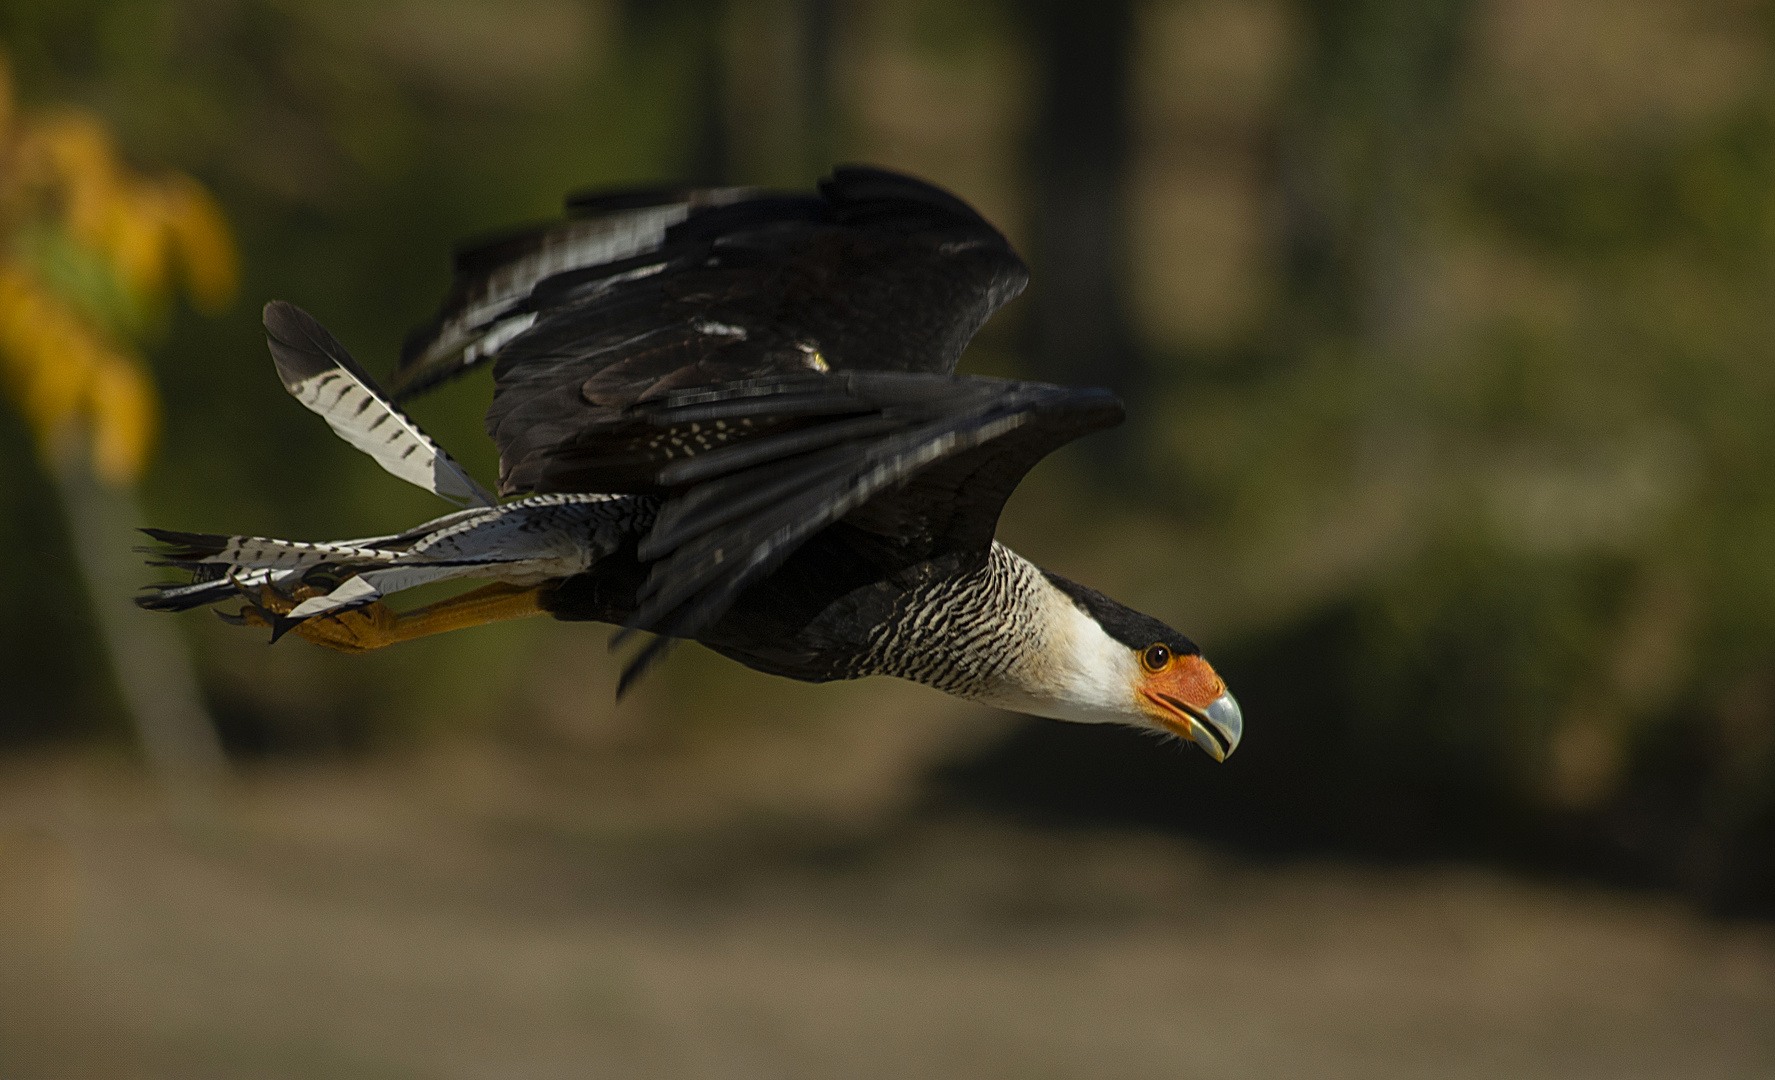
5,3,1775,1073
7,0,1775,904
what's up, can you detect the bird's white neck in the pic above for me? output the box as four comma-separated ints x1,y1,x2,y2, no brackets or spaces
872,544,1142,726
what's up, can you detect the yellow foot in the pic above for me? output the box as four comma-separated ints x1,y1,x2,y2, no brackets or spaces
219,580,545,654
214,581,312,628
290,602,402,654
216,581,399,654
229,581,322,618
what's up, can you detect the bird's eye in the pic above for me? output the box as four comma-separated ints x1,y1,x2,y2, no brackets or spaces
1142,643,1171,672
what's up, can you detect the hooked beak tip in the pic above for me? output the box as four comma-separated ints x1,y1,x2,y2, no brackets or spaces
1186,691,1242,762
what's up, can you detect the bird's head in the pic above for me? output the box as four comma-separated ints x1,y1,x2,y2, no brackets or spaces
1126,638,1242,761
1021,571,1243,760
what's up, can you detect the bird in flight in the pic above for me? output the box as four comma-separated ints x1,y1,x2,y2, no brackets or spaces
138,167,1242,760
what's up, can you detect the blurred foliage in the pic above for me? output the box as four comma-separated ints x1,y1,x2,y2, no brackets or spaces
3,0,1775,911
1065,0,1775,911
0,51,235,483
0,44,236,757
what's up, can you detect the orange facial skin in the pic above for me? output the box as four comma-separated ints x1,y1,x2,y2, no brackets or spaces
1137,650,1228,742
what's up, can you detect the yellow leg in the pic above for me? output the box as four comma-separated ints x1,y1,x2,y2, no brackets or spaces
231,582,548,654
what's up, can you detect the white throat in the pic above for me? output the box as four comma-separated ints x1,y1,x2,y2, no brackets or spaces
968,553,1142,725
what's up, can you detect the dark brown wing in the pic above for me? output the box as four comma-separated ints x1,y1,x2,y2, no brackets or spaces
578,372,1122,687
391,167,1029,496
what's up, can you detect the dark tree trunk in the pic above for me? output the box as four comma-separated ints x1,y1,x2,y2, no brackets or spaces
798,0,839,181
1018,0,1139,396
1277,0,1473,352
620,0,733,185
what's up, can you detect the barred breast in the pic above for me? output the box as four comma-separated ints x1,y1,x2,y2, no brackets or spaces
857,542,1063,702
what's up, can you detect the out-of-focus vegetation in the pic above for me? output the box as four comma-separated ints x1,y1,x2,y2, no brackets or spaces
0,53,235,484
0,46,233,784
4,0,1775,911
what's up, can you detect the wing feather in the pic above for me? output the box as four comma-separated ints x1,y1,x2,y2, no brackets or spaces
393,188,755,398
264,302,497,508
598,373,1121,687
390,168,1028,497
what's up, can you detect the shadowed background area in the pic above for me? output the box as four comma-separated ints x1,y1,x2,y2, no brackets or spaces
4,0,1775,1076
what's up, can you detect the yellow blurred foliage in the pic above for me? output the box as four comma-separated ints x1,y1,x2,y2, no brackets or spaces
0,52,235,485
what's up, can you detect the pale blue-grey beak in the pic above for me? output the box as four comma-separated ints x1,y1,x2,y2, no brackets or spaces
1187,692,1243,762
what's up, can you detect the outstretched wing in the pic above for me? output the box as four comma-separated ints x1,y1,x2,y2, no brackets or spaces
264,302,497,508
390,166,1090,688
392,185,756,400
390,166,1029,495
583,372,1122,687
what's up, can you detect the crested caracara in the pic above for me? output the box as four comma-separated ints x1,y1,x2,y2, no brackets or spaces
139,167,1241,759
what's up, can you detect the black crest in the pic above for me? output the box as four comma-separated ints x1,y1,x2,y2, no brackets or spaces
1041,571,1199,655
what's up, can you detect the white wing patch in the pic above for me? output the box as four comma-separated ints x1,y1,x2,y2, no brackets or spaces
405,206,694,384
463,312,536,365
265,301,498,509
285,367,496,507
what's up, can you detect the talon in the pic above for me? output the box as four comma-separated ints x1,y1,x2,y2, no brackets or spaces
266,612,305,645
205,584,545,654
227,572,259,604
249,580,325,617
288,600,399,654
215,576,324,642
216,605,268,628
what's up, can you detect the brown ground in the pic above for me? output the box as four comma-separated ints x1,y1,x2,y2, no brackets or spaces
2,750,1772,1080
